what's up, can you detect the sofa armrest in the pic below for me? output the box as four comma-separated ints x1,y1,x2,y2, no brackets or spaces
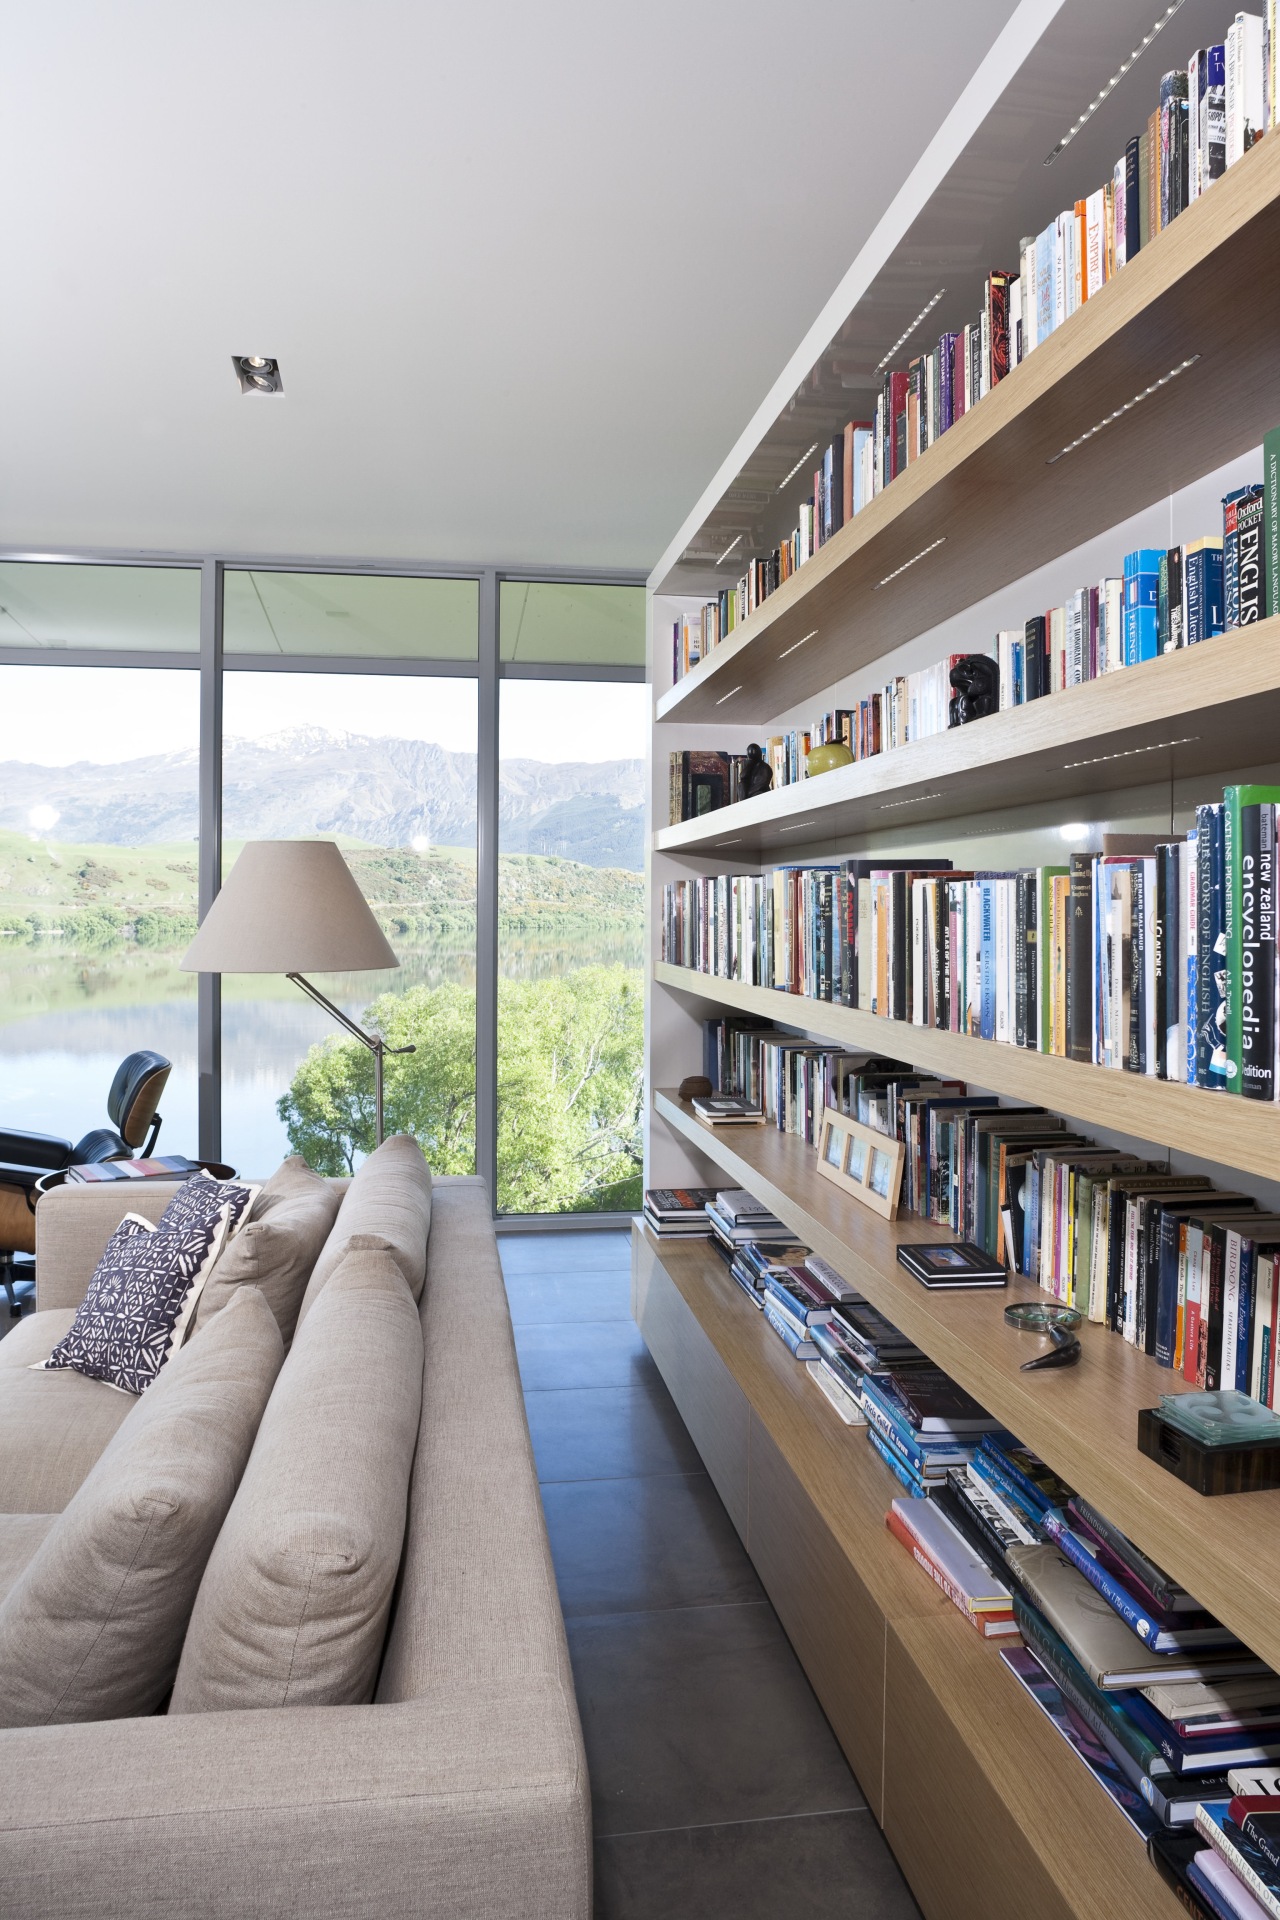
34,1182,185,1311
0,1683,590,1920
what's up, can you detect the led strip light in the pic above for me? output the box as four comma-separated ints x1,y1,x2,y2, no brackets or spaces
875,289,947,374
1045,2,1186,165
878,791,944,811
714,684,743,706
778,628,818,659
715,534,743,567
777,443,820,490
1046,358,1200,463
1063,735,1198,769
875,538,946,590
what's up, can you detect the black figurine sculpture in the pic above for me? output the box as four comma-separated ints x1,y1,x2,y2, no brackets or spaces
948,654,1000,728
742,742,773,797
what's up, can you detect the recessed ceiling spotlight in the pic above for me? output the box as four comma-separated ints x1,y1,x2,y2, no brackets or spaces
232,355,284,395
1044,1,1186,164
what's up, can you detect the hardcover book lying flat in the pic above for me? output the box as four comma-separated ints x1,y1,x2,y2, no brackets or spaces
896,1241,1007,1288
1006,1545,1270,1690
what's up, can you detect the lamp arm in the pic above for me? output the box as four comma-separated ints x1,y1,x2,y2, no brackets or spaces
286,973,416,1148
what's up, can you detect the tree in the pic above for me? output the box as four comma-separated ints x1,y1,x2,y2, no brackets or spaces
277,967,643,1211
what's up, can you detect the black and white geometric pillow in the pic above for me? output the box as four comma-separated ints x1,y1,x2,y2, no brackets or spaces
39,1206,230,1397
159,1170,258,1242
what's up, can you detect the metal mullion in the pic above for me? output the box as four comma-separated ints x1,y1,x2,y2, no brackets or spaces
0,649,197,671
197,561,224,1163
475,571,499,1212
499,661,646,683
223,653,479,679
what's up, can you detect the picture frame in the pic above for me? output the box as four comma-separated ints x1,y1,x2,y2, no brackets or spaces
814,1106,905,1219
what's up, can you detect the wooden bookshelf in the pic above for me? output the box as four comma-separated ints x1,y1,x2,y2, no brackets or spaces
652,1087,1280,1681
655,134,1280,725
655,621,1280,856
634,1225,1182,1920
655,962,1280,1184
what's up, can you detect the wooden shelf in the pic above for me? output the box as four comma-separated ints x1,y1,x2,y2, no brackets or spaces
653,1087,1280,1678
655,623,1280,856
635,1226,1181,1920
655,961,1280,1184
655,135,1280,726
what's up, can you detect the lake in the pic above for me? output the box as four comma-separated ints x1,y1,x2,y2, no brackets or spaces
0,930,642,1177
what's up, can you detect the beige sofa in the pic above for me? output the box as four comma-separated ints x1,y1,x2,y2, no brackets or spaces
0,1148,590,1920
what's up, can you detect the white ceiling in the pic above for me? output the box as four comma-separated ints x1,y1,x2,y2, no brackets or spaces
2,0,1023,573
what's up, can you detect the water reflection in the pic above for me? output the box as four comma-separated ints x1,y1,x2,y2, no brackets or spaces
0,931,644,1178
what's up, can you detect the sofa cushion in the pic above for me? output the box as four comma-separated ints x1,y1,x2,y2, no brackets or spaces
171,1238,423,1715
0,1286,283,1727
0,1516,56,1605
194,1157,341,1344
0,1310,76,1369
41,1206,227,1397
0,1311,138,1514
294,1134,431,1330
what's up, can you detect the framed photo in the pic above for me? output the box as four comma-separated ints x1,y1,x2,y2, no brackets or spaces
814,1106,905,1219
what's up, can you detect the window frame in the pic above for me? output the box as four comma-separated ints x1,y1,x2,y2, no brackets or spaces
0,548,646,1228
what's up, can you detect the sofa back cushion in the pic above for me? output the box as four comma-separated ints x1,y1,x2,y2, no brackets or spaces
294,1133,431,1331
195,1157,341,1344
170,1236,424,1715
0,1287,283,1726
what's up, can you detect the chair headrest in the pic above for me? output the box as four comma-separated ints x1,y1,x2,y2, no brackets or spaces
107,1051,172,1150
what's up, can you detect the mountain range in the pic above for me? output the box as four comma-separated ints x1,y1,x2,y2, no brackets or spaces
0,727,647,871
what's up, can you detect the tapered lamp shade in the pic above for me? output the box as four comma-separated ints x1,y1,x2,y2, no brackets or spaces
181,841,399,974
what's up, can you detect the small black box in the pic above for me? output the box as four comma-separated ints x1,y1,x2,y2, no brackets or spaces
1137,1407,1280,1496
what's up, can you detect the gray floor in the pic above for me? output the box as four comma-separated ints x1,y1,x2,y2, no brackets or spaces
501,1228,922,1920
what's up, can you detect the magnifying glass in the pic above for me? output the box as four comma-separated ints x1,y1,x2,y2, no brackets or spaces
1004,1302,1082,1371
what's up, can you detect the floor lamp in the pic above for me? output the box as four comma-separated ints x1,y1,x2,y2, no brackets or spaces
182,841,415,1146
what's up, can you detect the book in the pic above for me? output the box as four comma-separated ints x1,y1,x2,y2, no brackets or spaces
887,1497,1018,1633
1006,1545,1269,1689
805,1359,866,1424
1147,1829,1225,1919
1195,1803,1280,1919
1005,1645,1159,1838
896,1241,1006,1288
1041,1515,1239,1654
65,1154,200,1184
690,1093,763,1126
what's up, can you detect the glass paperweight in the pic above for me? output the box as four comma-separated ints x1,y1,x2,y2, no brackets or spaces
1158,1390,1280,1448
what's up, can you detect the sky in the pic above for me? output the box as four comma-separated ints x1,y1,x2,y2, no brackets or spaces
0,666,647,766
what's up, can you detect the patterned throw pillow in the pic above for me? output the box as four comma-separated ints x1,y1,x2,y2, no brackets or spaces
159,1171,259,1242
40,1204,230,1397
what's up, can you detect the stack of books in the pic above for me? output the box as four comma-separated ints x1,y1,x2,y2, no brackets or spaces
67,1154,199,1183
706,1190,798,1262
887,1497,1020,1638
860,1365,1002,1497
1002,1504,1280,1834
1188,1788,1280,1915
641,1188,719,1240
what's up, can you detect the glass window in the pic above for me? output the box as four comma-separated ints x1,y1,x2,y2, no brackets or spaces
0,563,200,652
499,580,645,666
496,679,646,1214
223,571,478,660
219,671,478,1178
0,664,200,1152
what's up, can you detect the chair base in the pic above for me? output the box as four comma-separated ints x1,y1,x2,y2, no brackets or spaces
0,1253,35,1319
